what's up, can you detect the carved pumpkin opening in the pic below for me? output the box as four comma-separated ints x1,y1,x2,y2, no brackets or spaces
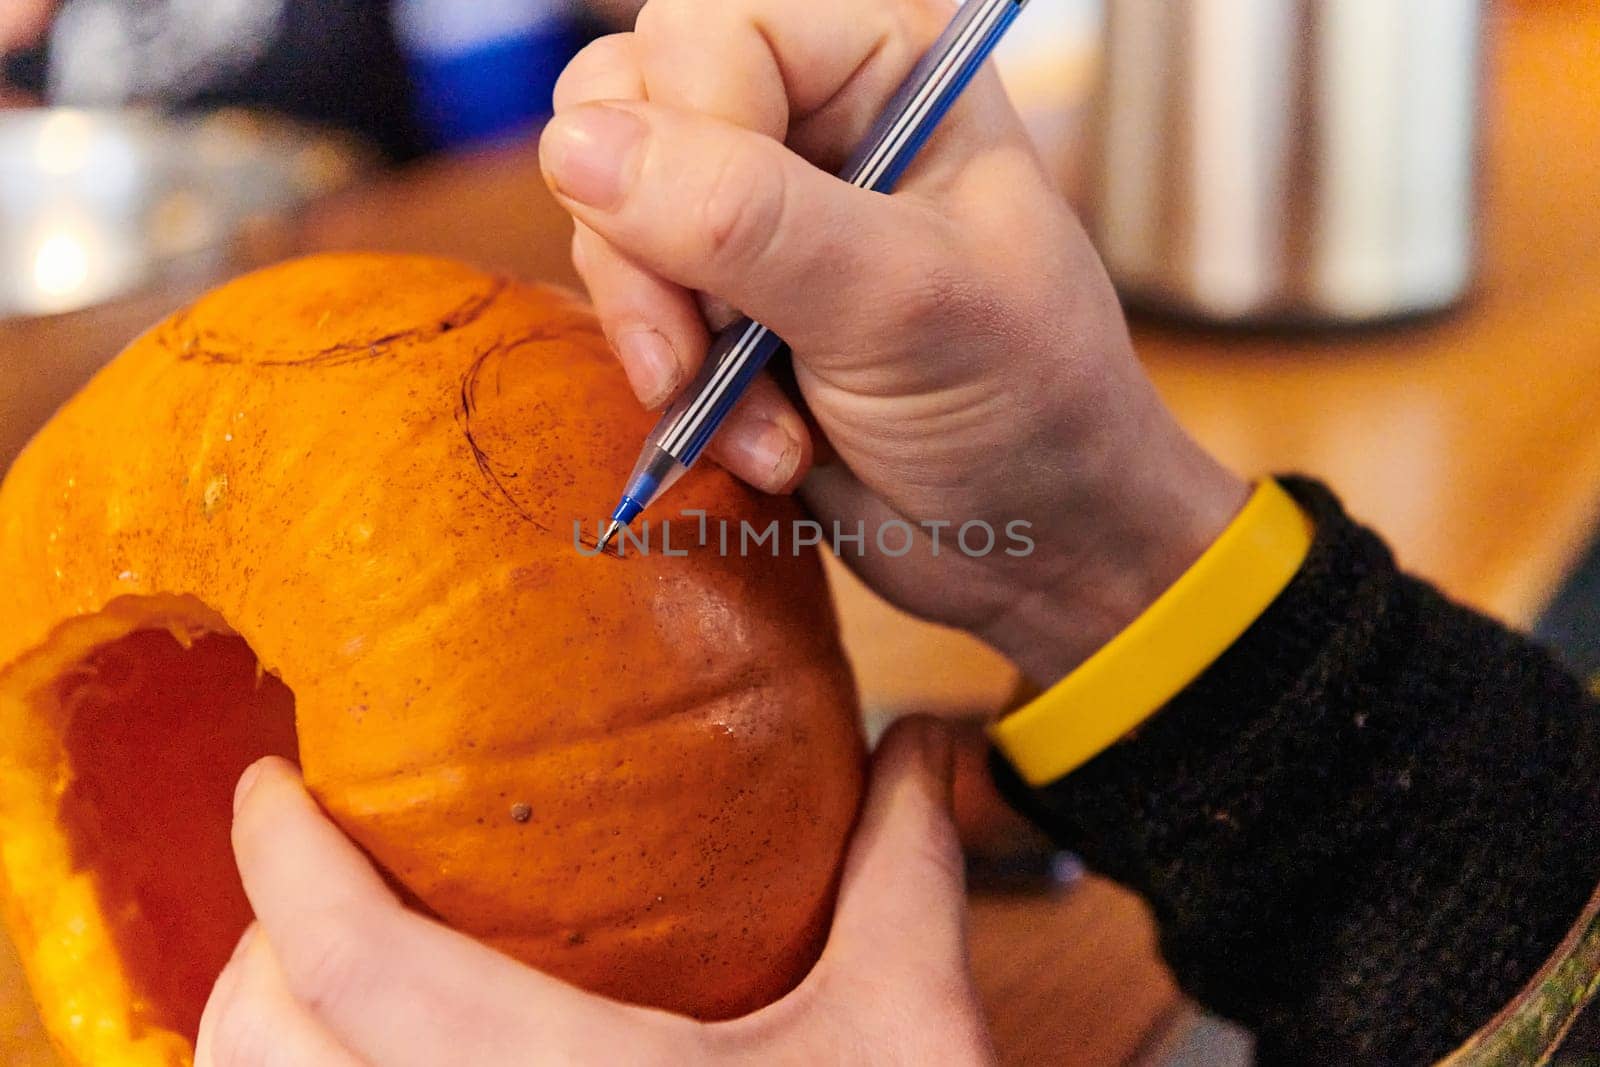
14,606,297,1046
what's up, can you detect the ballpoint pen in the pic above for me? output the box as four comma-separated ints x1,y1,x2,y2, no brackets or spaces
596,0,1030,552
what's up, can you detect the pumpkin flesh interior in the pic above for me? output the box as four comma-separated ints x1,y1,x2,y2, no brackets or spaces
50,626,298,1042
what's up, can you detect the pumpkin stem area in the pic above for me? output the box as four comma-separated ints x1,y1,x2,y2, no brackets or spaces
4,609,298,1049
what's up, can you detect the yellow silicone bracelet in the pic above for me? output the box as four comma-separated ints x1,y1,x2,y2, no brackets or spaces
989,478,1314,787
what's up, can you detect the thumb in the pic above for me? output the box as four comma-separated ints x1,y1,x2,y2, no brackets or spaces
538,99,945,352
821,715,970,986
731,716,994,1063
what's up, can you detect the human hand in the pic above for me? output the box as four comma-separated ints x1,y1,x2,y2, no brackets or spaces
196,717,993,1067
539,0,1249,684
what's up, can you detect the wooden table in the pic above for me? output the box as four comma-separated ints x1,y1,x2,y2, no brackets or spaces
3,3,1599,1064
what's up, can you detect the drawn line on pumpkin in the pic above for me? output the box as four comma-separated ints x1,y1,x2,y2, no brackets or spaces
457,329,569,532
166,278,511,366
571,529,619,554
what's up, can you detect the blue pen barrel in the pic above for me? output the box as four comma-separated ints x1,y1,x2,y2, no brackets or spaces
655,322,791,467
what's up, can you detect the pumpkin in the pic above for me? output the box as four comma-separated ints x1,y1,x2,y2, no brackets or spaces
0,253,865,1066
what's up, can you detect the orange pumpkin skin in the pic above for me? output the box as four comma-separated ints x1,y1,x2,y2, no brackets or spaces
0,253,864,1066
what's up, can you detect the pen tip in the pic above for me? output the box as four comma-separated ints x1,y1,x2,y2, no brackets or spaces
597,519,622,554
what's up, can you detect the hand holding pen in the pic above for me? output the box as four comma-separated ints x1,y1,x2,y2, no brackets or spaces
590,0,1029,550
541,0,1245,684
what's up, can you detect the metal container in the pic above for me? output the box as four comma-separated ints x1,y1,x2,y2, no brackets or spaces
1087,0,1484,325
0,108,368,319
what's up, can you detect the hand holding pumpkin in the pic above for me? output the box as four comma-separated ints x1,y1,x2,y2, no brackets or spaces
540,0,1250,684
196,718,994,1067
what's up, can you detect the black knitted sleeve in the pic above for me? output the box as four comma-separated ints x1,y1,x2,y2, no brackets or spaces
989,477,1600,1065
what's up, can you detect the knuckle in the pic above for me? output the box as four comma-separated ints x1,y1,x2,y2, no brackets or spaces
632,0,692,45
277,910,384,1015
696,147,787,271
552,33,639,111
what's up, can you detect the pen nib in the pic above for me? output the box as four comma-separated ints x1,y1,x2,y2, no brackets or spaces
597,519,623,554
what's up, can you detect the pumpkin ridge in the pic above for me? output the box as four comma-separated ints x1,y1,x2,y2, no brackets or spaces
318,670,811,796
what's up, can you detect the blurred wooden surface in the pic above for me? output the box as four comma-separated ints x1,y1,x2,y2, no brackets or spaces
3,3,1600,1065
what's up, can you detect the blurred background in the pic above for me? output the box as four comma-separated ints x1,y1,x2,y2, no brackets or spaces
5,1,1600,1065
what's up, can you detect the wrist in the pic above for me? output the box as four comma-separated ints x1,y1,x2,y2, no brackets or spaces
978,416,1250,686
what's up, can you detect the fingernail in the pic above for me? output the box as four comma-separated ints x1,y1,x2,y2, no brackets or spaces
540,105,646,210
719,418,800,491
616,328,680,409
234,760,264,816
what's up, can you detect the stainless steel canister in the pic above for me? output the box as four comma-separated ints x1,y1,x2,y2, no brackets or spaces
1087,0,1484,325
